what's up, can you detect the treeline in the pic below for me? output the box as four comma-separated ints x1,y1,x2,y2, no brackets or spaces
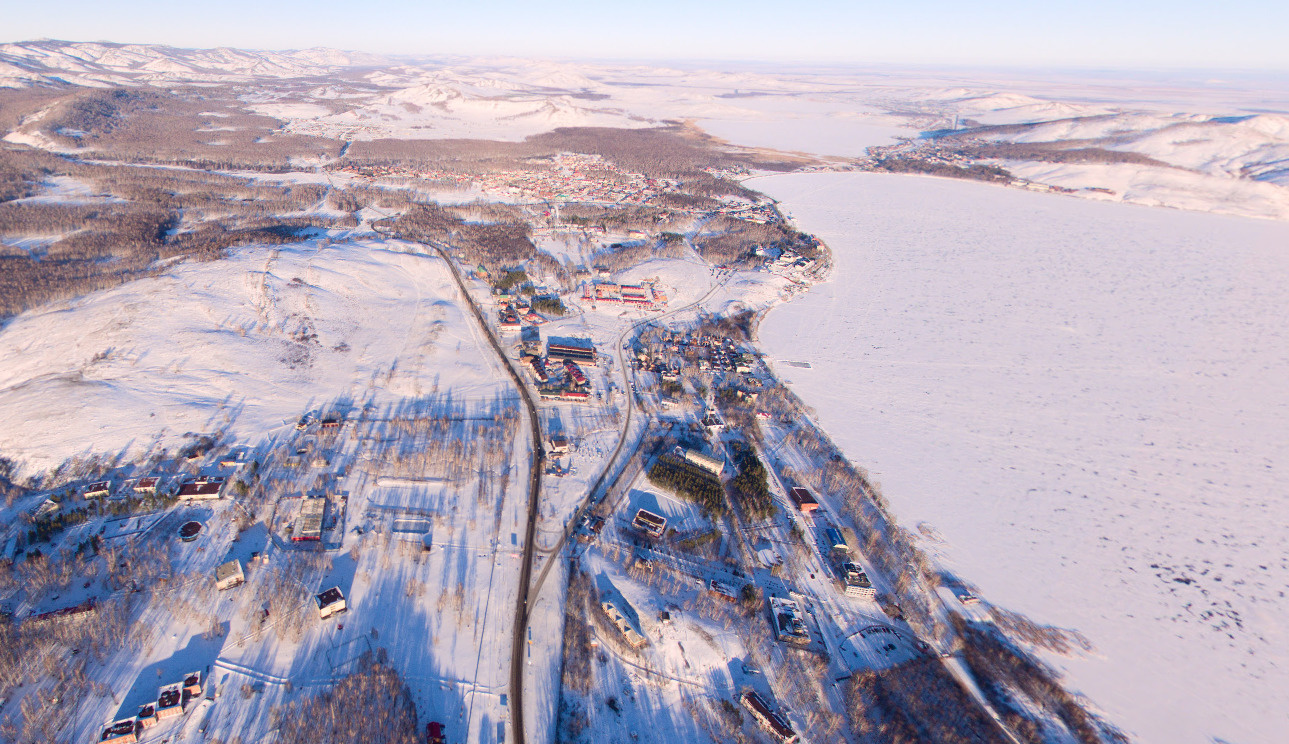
559,567,596,693
528,125,803,177
531,296,566,315
559,203,671,232
589,238,690,274
0,150,341,318
27,86,345,170
270,655,421,744
727,442,776,520
844,657,1010,744
691,215,820,267
385,202,553,276
954,616,1123,744
872,157,1012,182
647,454,724,516
962,143,1168,167
345,124,805,179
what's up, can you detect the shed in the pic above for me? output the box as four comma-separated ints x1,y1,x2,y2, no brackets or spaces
215,559,244,591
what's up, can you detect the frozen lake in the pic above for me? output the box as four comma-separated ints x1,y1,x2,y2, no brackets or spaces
753,172,1289,744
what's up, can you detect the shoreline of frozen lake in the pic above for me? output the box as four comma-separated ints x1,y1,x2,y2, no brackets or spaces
751,171,1289,744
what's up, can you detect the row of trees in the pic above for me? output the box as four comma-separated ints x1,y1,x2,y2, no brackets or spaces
954,616,1123,744
727,442,777,520
844,657,1009,744
270,656,421,744
646,454,725,516
872,157,1012,182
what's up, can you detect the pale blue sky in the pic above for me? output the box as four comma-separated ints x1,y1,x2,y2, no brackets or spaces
4,0,1287,71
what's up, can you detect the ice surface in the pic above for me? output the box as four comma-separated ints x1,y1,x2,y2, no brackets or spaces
755,171,1289,744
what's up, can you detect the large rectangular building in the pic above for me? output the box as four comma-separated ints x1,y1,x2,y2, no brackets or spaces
739,690,798,744
683,448,725,477
547,337,597,363
293,497,326,541
601,600,647,648
769,596,810,646
788,487,818,513
631,508,667,538
841,562,876,600
177,477,224,500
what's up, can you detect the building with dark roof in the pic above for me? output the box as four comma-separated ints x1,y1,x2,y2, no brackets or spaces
84,481,112,499
216,559,245,590
789,487,818,513
631,508,667,538
100,718,138,743
739,690,798,743
155,683,183,720
317,587,347,619
177,477,223,500
547,337,596,363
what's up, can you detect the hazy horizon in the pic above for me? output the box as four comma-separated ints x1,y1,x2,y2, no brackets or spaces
4,0,1289,72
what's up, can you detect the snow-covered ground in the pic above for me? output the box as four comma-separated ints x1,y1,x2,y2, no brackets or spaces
0,238,506,477
753,171,1289,744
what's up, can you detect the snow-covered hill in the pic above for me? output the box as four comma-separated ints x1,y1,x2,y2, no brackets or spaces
4,40,1289,222
0,238,505,477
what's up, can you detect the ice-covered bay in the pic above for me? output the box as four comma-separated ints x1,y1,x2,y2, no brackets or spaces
754,172,1289,744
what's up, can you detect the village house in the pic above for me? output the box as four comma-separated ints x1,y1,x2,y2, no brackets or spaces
316,587,347,619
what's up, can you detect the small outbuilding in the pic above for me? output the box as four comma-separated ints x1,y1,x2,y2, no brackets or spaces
215,559,244,591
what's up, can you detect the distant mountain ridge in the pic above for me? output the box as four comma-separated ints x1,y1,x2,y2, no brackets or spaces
0,39,391,88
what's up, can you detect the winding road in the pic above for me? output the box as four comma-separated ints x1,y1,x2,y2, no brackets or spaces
396,231,729,743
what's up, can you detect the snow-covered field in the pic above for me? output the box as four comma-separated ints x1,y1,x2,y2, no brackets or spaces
0,238,506,477
754,171,1289,744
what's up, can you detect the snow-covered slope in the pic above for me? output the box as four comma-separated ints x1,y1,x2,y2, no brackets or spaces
756,171,1289,744
0,238,505,477
5,40,1289,222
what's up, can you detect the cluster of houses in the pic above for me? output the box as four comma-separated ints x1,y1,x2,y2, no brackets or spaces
524,337,597,403
99,671,203,743
74,472,231,503
633,331,757,379
480,152,680,205
789,487,877,600
756,245,816,275
497,294,550,331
